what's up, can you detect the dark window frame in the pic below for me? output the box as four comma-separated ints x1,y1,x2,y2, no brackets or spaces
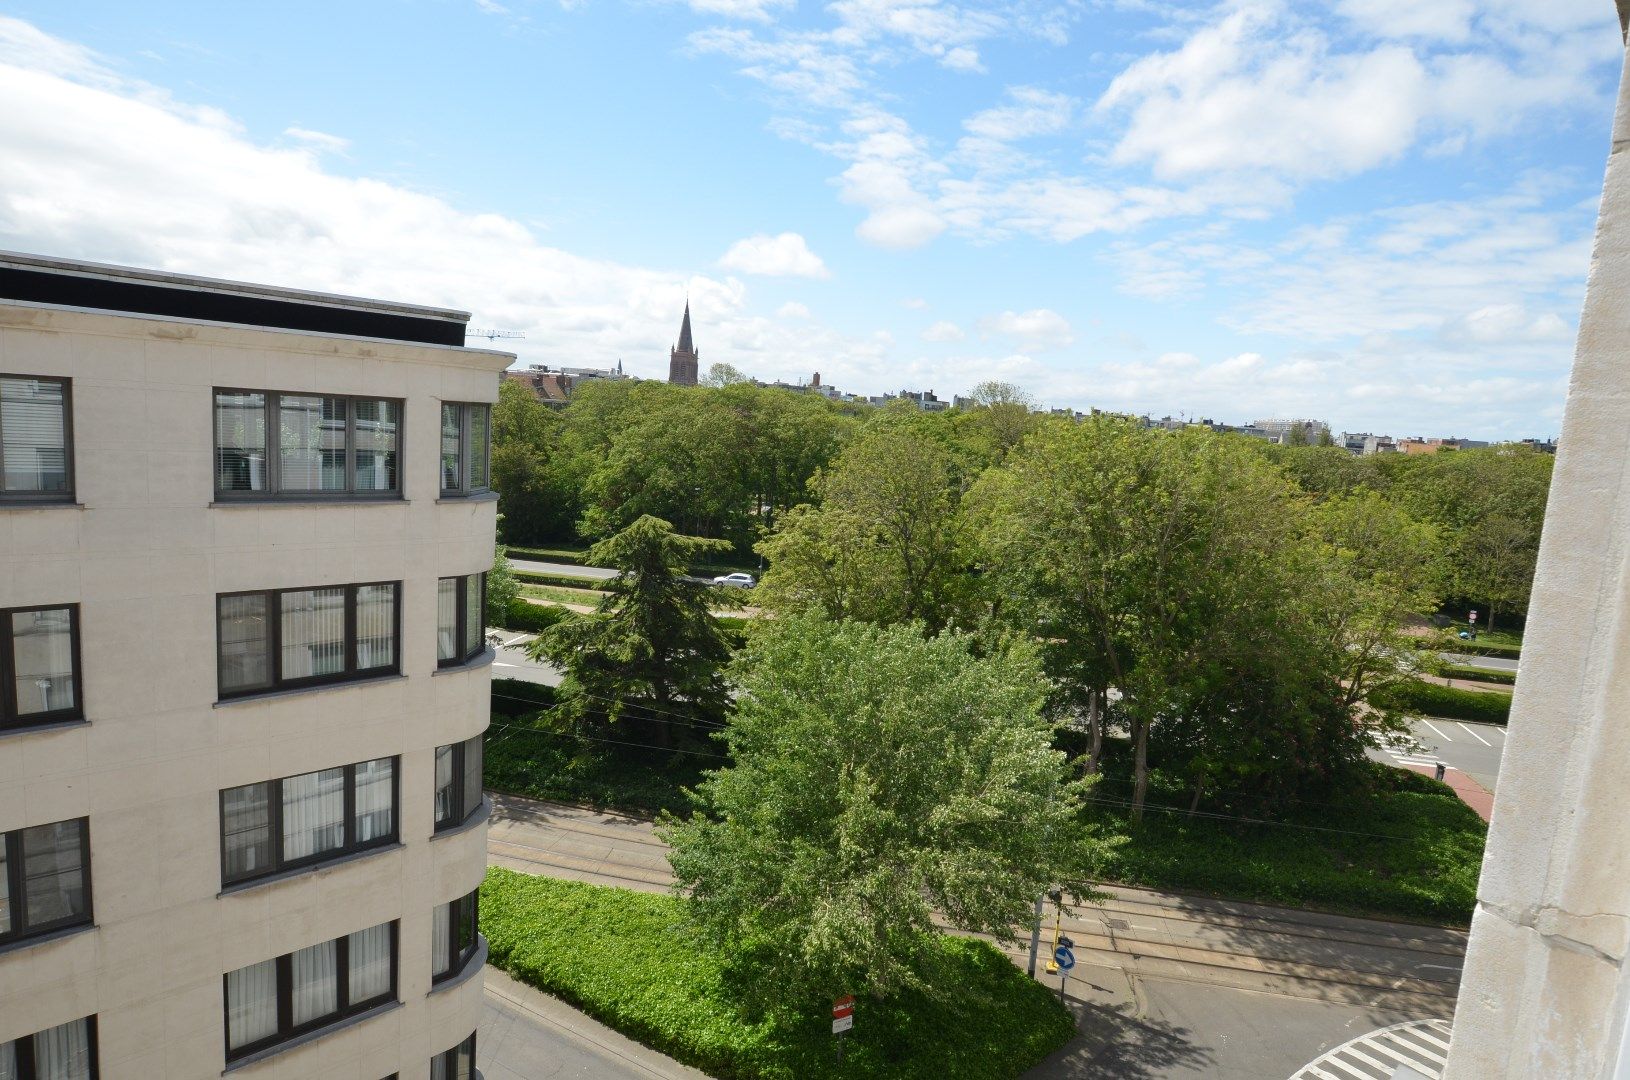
215,582,401,700
431,889,480,984
433,735,484,833
222,921,399,1063
219,758,401,887
431,1032,476,1080
438,402,491,497
212,388,405,501
437,573,486,668
0,603,83,731
0,817,94,948
0,373,74,504
2,1015,99,1080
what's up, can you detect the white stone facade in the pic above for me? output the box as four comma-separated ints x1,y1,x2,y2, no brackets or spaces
0,292,508,1078
1442,22,1630,1080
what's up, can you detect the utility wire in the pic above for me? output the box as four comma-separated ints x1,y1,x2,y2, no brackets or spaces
484,721,730,760
490,691,727,733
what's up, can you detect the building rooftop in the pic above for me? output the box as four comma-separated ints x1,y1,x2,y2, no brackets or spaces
0,250,471,347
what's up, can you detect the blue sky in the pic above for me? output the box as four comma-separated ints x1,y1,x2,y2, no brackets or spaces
0,1,1620,438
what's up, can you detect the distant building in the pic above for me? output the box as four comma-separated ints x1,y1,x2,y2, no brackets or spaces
669,302,698,386
1251,418,1331,444
504,360,627,406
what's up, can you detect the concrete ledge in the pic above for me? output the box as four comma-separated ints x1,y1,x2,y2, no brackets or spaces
432,647,496,677
431,795,491,842
0,717,89,742
222,998,401,1074
217,842,404,898
428,936,488,997
0,920,95,959
213,672,407,708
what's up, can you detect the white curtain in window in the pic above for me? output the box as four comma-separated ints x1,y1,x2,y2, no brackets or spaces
348,922,392,1003
355,585,395,670
280,588,345,679
432,900,451,977
290,938,338,1026
11,608,75,715
353,759,393,843
282,769,346,860
218,594,270,692
456,1034,475,1080
437,578,458,661
33,1017,90,1080
226,959,278,1050
0,842,9,935
223,783,272,879
435,744,455,823
441,404,462,492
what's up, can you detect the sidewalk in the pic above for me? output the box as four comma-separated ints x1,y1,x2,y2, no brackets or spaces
1403,763,1494,822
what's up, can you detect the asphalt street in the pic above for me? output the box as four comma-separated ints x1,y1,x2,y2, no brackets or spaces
512,558,617,581
489,630,563,686
1372,717,1507,792
1442,652,1518,673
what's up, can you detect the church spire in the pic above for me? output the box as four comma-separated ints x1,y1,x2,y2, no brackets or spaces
677,301,694,355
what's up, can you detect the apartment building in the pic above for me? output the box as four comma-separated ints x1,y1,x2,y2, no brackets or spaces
0,251,508,1079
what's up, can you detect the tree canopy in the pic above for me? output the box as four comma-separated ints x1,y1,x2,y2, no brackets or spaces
661,615,1100,1000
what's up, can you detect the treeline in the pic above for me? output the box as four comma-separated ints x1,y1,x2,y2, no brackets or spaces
494,379,1551,814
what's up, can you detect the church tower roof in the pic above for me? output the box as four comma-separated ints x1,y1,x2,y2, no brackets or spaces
677,301,694,355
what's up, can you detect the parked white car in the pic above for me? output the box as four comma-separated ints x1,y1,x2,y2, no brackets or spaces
713,572,755,588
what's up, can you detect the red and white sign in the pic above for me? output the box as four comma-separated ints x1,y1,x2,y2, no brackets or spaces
1469,611,1478,623
833,995,854,1034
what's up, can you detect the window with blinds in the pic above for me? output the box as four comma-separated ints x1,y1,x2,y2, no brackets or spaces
216,583,399,698
223,921,397,1061
430,1032,476,1080
430,889,480,984
0,376,72,501
2,604,81,731
433,734,484,833
213,389,401,499
220,758,399,886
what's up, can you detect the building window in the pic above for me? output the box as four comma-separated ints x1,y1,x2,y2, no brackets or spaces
0,1016,98,1079
0,375,72,501
213,390,401,499
433,735,483,832
431,1033,476,1080
216,583,399,698
2,605,81,731
437,574,486,666
220,758,398,886
1,817,92,948
223,921,397,1061
439,403,490,496
431,889,480,983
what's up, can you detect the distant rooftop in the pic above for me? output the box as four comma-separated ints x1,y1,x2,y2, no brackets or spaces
0,250,471,347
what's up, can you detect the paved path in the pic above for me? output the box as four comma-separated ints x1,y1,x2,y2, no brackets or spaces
513,559,617,581
1442,652,1518,673
484,793,1466,1014
481,968,709,1080
1371,718,1507,794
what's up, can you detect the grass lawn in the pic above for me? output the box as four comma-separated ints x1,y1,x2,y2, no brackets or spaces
520,582,607,607
1088,762,1485,926
484,709,710,817
481,868,1077,1080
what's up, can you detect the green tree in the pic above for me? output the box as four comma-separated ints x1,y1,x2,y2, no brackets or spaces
962,380,1042,458
490,379,566,543
527,516,737,746
970,419,1304,816
486,546,521,628
701,362,750,387
661,615,1100,1000
755,425,971,630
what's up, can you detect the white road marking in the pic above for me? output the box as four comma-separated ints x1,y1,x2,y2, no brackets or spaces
1457,723,1491,746
493,662,520,668
1420,720,1453,741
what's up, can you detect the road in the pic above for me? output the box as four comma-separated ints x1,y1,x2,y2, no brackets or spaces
1442,652,1518,673
489,630,562,687
485,793,1464,1078
1371,717,1507,793
511,559,618,581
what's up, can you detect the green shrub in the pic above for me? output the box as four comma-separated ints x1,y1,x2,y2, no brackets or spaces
1374,679,1512,725
483,717,706,816
481,868,1076,1079
490,679,557,717
500,599,572,634
1090,762,1485,926
515,569,612,589
1444,665,1516,686
505,546,589,565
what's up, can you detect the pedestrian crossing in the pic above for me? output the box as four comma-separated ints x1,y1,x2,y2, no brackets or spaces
1288,1017,1452,1079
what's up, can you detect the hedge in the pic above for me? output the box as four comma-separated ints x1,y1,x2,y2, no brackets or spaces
1374,679,1512,726
1444,665,1516,686
499,599,573,634
480,868,1077,1079
505,545,589,565
515,569,613,589
490,678,558,717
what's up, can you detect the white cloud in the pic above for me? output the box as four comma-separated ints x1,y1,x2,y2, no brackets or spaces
1336,0,1476,41
776,300,811,318
979,308,1074,350
718,231,830,277
0,19,901,391
685,0,795,22
921,320,963,341
962,86,1075,141
901,296,929,309
283,126,349,154
1440,303,1572,345
475,0,510,14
